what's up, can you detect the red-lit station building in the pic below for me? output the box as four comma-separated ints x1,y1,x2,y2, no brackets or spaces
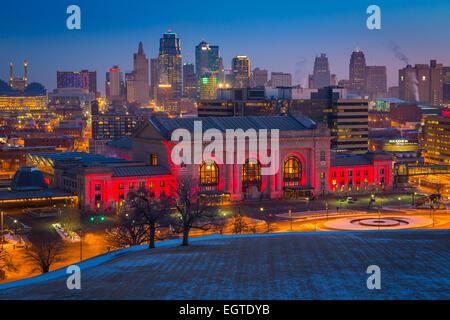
132,115,393,201
24,116,392,210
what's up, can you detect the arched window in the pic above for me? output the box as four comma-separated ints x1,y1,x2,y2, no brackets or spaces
199,161,219,189
242,159,261,190
283,156,302,186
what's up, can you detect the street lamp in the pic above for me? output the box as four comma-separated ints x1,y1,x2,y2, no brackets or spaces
0,210,3,250
13,219,17,235
77,228,84,262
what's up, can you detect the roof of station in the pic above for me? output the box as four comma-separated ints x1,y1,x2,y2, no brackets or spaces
148,115,317,139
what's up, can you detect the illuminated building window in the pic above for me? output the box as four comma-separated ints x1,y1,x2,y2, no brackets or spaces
348,171,353,176
356,170,360,176
129,182,134,189
160,181,165,187
199,161,219,187
149,181,154,188
320,172,325,179
380,168,384,175
119,183,124,190
151,154,158,166
242,159,261,191
94,184,101,191
364,170,368,176
283,157,302,186
119,193,124,200
332,172,336,178
95,194,101,202
139,182,145,189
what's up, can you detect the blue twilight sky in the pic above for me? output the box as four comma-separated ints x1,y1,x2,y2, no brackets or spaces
0,0,449,93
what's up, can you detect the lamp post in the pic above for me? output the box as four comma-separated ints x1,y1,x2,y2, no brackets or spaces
77,228,84,262
289,209,292,231
1,210,3,250
13,219,17,235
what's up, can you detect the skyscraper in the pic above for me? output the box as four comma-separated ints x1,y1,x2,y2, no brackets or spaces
158,30,182,99
349,49,366,95
251,68,268,87
183,62,197,99
126,42,150,106
105,65,122,100
311,53,331,89
150,58,159,100
195,40,221,98
443,67,450,104
231,56,251,88
365,66,387,98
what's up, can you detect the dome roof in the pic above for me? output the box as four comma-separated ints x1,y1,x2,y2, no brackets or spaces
10,167,48,192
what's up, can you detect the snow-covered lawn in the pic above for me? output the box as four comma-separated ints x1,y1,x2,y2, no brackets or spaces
0,230,448,300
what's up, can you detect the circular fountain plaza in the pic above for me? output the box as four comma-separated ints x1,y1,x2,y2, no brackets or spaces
324,215,433,231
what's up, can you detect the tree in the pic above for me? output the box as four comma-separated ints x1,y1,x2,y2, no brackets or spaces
59,208,81,238
105,207,149,249
172,178,219,246
435,183,445,195
24,239,64,274
260,212,276,233
232,212,248,235
125,189,173,249
0,249,17,280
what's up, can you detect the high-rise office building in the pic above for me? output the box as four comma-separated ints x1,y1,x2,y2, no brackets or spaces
329,97,369,154
310,53,331,89
183,62,197,99
443,67,450,104
126,42,150,106
252,68,268,87
303,87,368,154
150,58,159,100
158,30,182,99
105,66,122,100
218,58,225,82
231,56,251,88
349,49,366,95
399,60,443,105
57,70,97,94
270,72,292,88
422,115,450,165
195,40,221,98
365,66,387,98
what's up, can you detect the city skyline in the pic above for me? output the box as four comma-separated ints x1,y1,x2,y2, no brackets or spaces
1,0,449,93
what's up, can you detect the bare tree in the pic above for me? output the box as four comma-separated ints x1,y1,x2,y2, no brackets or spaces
232,212,248,234
125,189,173,249
24,239,64,274
435,183,445,195
105,207,149,249
0,249,17,280
59,208,81,237
172,178,219,246
260,212,276,233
